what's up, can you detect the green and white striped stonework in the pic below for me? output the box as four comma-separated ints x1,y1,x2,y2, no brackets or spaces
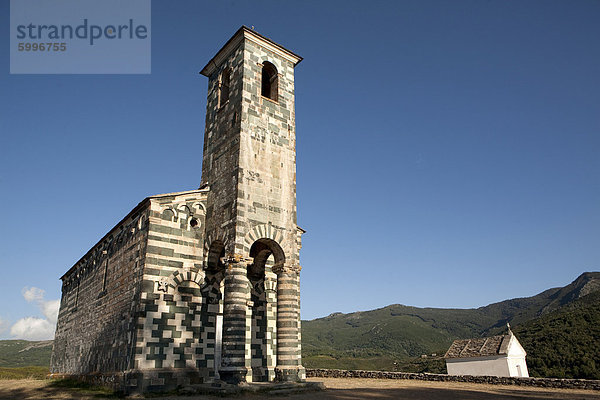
51,27,305,393
199,26,304,384
50,201,149,376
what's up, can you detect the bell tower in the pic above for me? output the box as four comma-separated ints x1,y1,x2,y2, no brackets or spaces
200,27,304,383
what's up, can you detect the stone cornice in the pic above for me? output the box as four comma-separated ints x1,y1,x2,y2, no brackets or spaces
200,26,302,77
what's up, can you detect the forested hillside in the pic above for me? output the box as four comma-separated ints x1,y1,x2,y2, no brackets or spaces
0,340,53,367
513,290,600,379
302,272,600,379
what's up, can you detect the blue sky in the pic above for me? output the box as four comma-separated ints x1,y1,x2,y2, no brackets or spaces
1,0,599,340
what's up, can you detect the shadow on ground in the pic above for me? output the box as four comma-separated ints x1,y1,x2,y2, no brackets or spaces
279,387,600,400
0,379,118,400
1,379,599,400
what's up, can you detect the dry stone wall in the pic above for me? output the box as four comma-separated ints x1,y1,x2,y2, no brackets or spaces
306,368,600,391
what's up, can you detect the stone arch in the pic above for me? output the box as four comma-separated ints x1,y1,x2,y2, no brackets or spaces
172,269,205,288
204,239,226,271
246,238,283,382
172,204,201,231
176,204,193,215
157,266,207,295
161,208,176,222
243,224,286,256
137,215,146,230
203,231,227,264
248,238,285,278
191,201,207,215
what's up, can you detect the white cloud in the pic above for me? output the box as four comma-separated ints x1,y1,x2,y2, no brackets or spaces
41,300,60,325
0,317,9,335
9,287,60,341
22,287,45,303
10,317,55,341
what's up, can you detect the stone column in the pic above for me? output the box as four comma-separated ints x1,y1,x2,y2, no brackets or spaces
219,255,251,383
264,276,278,381
272,263,304,382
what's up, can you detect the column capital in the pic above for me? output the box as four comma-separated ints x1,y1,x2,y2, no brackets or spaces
264,277,277,293
221,253,253,266
272,263,301,275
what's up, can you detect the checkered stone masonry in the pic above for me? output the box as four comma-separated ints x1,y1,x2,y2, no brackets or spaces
51,27,305,393
135,191,215,389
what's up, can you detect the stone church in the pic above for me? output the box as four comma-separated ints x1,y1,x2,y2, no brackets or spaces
50,27,305,392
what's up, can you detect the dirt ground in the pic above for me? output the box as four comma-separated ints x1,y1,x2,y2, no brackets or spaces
0,377,599,400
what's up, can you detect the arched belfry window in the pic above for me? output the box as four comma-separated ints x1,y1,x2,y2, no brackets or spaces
261,62,278,102
218,68,231,108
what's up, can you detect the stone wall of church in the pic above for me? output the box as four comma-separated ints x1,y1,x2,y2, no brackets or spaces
132,191,217,391
51,27,306,391
51,203,150,375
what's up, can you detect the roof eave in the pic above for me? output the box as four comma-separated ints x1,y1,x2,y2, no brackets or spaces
200,26,302,77
60,188,209,280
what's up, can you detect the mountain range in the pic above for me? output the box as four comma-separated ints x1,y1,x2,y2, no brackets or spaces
301,272,600,378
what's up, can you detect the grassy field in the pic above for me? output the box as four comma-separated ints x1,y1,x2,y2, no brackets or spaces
304,354,447,374
0,369,119,398
0,340,52,367
0,366,49,380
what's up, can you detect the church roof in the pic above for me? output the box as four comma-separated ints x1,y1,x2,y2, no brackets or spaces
60,188,208,280
444,334,512,359
200,26,302,77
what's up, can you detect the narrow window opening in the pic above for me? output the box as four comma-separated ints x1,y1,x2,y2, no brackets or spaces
219,68,231,108
102,259,109,291
74,279,80,308
261,62,278,102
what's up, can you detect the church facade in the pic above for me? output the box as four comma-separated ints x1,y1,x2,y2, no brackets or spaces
50,27,305,392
